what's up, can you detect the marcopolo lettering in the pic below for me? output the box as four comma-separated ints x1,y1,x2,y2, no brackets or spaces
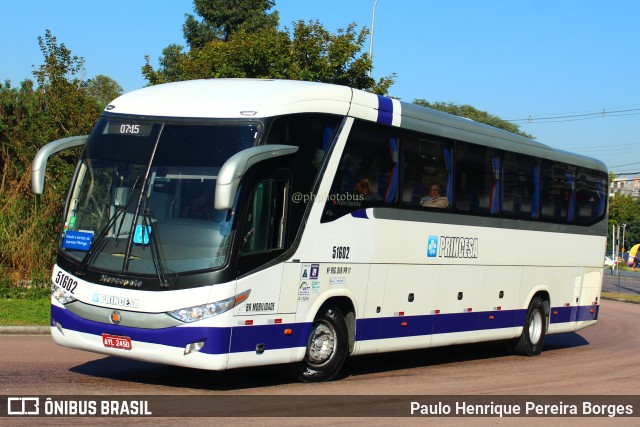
438,236,479,259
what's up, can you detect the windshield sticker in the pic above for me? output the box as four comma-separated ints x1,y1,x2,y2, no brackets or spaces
311,280,321,294
133,225,151,245
63,215,77,232
301,264,309,279
330,277,346,286
62,230,94,251
310,264,319,279
298,281,310,302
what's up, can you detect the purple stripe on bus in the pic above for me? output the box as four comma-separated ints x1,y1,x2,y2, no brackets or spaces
52,303,598,353
377,95,393,125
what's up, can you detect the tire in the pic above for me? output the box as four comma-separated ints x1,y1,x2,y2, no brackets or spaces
512,296,547,356
295,307,349,382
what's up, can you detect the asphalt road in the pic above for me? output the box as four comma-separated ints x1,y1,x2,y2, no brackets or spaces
1,300,639,426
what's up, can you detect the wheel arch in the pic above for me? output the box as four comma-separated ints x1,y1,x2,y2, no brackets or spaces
523,287,550,315
531,290,551,321
316,296,356,354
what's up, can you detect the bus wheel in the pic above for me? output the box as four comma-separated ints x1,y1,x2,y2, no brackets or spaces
512,296,546,356
296,307,348,382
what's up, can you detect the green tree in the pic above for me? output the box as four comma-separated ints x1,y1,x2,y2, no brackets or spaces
143,0,395,94
608,195,640,252
183,0,279,46
412,100,534,139
85,74,123,109
0,30,108,283
174,26,291,80
33,30,100,137
287,20,393,93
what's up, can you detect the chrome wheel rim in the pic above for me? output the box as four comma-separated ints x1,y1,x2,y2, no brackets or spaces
529,308,543,345
307,321,337,366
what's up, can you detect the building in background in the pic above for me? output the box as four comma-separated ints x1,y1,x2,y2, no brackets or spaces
610,176,640,199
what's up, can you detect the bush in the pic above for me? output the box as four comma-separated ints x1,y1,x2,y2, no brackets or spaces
0,272,50,299
0,31,102,289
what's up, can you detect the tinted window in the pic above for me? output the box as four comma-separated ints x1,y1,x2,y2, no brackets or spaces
575,169,607,225
322,120,399,222
540,161,575,222
266,113,342,239
402,132,452,209
502,153,539,219
455,142,500,215
240,178,288,255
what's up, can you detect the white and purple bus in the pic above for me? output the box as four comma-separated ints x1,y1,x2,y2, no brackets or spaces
32,79,608,381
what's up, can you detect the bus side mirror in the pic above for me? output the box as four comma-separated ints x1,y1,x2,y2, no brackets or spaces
214,145,298,210
32,135,88,194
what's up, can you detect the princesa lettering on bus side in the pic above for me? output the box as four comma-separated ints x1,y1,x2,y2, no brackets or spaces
427,235,479,259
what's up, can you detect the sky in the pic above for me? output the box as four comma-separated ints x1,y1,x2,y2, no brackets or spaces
2,0,639,175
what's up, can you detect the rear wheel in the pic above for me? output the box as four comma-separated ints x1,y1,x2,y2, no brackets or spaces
295,307,348,382
512,296,547,356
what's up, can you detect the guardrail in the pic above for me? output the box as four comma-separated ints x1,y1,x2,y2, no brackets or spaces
603,269,640,295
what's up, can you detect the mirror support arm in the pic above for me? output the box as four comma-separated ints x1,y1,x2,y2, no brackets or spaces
214,145,298,210
32,135,88,194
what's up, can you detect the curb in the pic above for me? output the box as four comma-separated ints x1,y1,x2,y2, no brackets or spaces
0,326,50,335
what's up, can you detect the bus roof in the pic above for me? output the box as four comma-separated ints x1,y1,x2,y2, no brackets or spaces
398,102,607,171
106,79,606,172
107,79,353,119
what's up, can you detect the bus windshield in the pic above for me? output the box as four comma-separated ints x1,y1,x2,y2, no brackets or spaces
61,117,259,276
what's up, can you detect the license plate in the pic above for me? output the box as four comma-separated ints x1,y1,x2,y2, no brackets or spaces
102,334,132,350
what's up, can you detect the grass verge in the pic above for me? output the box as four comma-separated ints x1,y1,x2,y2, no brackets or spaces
0,298,49,326
601,291,640,304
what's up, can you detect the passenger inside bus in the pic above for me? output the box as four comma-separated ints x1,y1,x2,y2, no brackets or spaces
421,183,448,208
354,177,382,201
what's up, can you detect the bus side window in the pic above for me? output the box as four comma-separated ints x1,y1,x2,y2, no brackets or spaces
540,161,575,223
401,132,452,209
455,142,496,215
240,177,288,255
322,120,400,222
502,153,537,219
266,113,342,242
575,169,607,225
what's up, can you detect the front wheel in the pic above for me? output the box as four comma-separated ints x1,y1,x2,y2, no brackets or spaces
512,296,547,356
295,307,348,382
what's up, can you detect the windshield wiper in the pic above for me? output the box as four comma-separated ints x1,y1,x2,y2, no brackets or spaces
76,177,140,276
120,174,172,289
120,123,172,289
140,206,171,289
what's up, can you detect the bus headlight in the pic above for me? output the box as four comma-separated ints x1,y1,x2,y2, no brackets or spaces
167,290,250,323
51,284,77,305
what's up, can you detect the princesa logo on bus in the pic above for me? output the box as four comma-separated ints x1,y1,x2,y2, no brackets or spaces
93,293,140,309
427,236,439,257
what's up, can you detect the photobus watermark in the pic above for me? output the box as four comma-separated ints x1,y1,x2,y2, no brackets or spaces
291,192,364,204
